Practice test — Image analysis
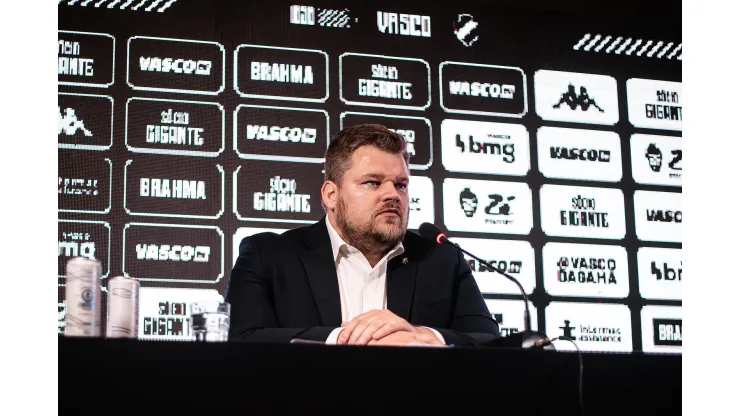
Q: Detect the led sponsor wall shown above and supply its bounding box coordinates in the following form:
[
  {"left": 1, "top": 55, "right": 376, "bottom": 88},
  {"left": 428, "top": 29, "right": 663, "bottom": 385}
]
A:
[{"left": 58, "top": 0, "right": 681, "bottom": 353}]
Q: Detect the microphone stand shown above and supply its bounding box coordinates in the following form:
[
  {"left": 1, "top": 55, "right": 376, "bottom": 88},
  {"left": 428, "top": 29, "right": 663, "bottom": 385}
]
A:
[{"left": 442, "top": 237, "right": 554, "bottom": 350}]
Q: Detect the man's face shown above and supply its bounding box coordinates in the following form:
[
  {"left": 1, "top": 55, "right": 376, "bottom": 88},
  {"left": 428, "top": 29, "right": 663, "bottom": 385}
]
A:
[{"left": 332, "top": 146, "right": 410, "bottom": 252}]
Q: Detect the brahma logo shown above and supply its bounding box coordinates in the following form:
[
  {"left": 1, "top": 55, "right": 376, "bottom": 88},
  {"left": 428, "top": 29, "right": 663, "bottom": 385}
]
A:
[{"left": 641, "top": 305, "right": 681, "bottom": 353}]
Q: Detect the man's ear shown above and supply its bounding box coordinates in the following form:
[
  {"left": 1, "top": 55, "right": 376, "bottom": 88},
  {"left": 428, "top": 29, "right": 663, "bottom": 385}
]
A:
[{"left": 321, "top": 181, "right": 339, "bottom": 211}]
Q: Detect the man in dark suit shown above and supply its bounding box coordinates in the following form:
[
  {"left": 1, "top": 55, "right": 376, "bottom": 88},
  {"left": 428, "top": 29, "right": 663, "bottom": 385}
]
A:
[{"left": 226, "top": 124, "right": 500, "bottom": 347}]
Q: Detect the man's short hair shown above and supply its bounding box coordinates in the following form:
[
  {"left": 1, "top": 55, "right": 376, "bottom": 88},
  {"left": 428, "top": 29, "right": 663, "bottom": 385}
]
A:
[{"left": 323, "top": 124, "right": 410, "bottom": 185}]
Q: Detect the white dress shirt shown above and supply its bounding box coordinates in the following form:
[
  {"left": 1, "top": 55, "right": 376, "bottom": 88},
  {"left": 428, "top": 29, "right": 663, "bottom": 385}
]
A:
[{"left": 324, "top": 217, "right": 445, "bottom": 344}]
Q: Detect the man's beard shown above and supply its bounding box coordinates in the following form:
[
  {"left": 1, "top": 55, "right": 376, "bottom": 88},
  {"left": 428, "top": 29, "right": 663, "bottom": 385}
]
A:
[{"left": 335, "top": 196, "right": 407, "bottom": 256}]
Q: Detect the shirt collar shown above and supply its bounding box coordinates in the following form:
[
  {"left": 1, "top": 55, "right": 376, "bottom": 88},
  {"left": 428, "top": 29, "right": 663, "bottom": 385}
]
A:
[{"left": 325, "top": 216, "right": 405, "bottom": 266}]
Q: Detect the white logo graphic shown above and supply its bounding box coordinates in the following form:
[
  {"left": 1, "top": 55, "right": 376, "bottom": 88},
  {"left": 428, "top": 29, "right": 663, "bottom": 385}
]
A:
[
  {"left": 540, "top": 185, "right": 626, "bottom": 240},
  {"left": 246, "top": 125, "right": 317, "bottom": 143},
  {"left": 537, "top": 127, "right": 622, "bottom": 182},
  {"left": 450, "top": 238, "right": 535, "bottom": 295},
  {"left": 233, "top": 227, "right": 289, "bottom": 266},
  {"left": 535, "top": 70, "right": 619, "bottom": 125},
  {"left": 638, "top": 247, "right": 682, "bottom": 301},
  {"left": 641, "top": 305, "right": 681, "bottom": 354},
  {"left": 543, "top": 242, "right": 629, "bottom": 298},
  {"left": 254, "top": 176, "right": 311, "bottom": 214},
  {"left": 441, "top": 119, "right": 530, "bottom": 176},
  {"left": 139, "top": 57, "right": 212, "bottom": 75},
  {"left": 139, "top": 178, "right": 206, "bottom": 200},
  {"left": 634, "top": 190, "right": 682, "bottom": 243},
  {"left": 408, "top": 176, "right": 434, "bottom": 230},
  {"left": 453, "top": 14, "right": 479, "bottom": 47},
  {"left": 377, "top": 12, "right": 431, "bottom": 37},
  {"left": 443, "top": 178, "right": 533, "bottom": 235},
  {"left": 58, "top": 107, "right": 92, "bottom": 137},
  {"left": 485, "top": 299, "right": 538, "bottom": 336},
  {"left": 58, "top": 219, "right": 111, "bottom": 279},
  {"left": 627, "top": 79, "right": 682, "bottom": 131},
  {"left": 58, "top": 30, "right": 115, "bottom": 88},
  {"left": 138, "top": 288, "right": 223, "bottom": 341},
  {"left": 135, "top": 244, "right": 211, "bottom": 262},
  {"left": 290, "top": 5, "right": 315, "bottom": 25},
  {"left": 250, "top": 61, "right": 314, "bottom": 84},
  {"left": 631, "top": 134, "right": 682, "bottom": 187},
  {"left": 546, "top": 302, "right": 632, "bottom": 352}
]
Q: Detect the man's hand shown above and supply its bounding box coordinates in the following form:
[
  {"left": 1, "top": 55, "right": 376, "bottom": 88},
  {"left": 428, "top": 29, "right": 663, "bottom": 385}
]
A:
[
  {"left": 366, "top": 330, "right": 444, "bottom": 347},
  {"left": 338, "top": 309, "right": 418, "bottom": 345}
]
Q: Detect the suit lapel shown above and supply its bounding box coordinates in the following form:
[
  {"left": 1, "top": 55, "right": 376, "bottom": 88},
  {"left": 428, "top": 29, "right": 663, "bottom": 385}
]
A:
[
  {"left": 299, "top": 220, "right": 342, "bottom": 326},
  {"left": 386, "top": 247, "right": 418, "bottom": 321}
]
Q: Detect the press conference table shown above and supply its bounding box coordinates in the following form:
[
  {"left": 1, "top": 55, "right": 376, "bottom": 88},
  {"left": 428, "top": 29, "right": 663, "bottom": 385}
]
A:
[{"left": 59, "top": 337, "right": 680, "bottom": 414}]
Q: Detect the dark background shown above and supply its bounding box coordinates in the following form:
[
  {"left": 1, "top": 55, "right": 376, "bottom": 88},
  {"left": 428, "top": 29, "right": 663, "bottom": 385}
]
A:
[{"left": 58, "top": 0, "right": 681, "bottom": 351}]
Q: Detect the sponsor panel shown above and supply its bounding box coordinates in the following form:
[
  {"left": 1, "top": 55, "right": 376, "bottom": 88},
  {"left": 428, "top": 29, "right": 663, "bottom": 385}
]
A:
[
  {"left": 58, "top": 154, "right": 112, "bottom": 214},
  {"left": 125, "top": 98, "right": 225, "bottom": 157},
  {"left": 631, "top": 134, "right": 682, "bottom": 187},
  {"left": 443, "top": 178, "right": 533, "bottom": 235},
  {"left": 58, "top": 93, "right": 113, "bottom": 151},
  {"left": 535, "top": 70, "right": 619, "bottom": 125},
  {"left": 235, "top": 44, "right": 329, "bottom": 102},
  {"left": 546, "top": 302, "right": 633, "bottom": 352},
  {"left": 138, "top": 288, "right": 224, "bottom": 341},
  {"left": 484, "top": 299, "right": 539, "bottom": 336},
  {"left": 123, "top": 223, "right": 224, "bottom": 284},
  {"left": 638, "top": 247, "right": 682, "bottom": 301},
  {"left": 542, "top": 242, "right": 629, "bottom": 298},
  {"left": 124, "top": 158, "right": 224, "bottom": 219},
  {"left": 450, "top": 238, "right": 536, "bottom": 295},
  {"left": 627, "top": 79, "right": 682, "bottom": 131},
  {"left": 441, "top": 119, "right": 530, "bottom": 176},
  {"left": 234, "top": 105, "right": 329, "bottom": 163},
  {"left": 340, "top": 53, "right": 431, "bottom": 110},
  {"left": 540, "top": 185, "right": 626, "bottom": 240},
  {"left": 127, "top": 36, "right": 225, "bottom": 95},
  {"left": 634, "top": 190, "right": 682, "bottom": 243},
  {"left": 233, "top": 162, "right": 324, "bottom": 224},
  {"left": 641, "top": 305, "right": 682, "bottom": 353},
  {"left": 440, "top": 62, "right": 527, "bottom": 117},
  {"left": 58, "top": 30, "right": 115, "bottom": 87},
  {"left": 58, "top": 220, "right": 110, "bottom": 279},
  {"left": 537, "top": 126, "right": 622, "bottom": 182}
]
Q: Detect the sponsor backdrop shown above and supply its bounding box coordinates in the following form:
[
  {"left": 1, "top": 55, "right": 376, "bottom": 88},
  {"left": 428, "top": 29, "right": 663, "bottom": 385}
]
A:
[{"left": 58, "top": 0, "right": 681, "bottom": 352}]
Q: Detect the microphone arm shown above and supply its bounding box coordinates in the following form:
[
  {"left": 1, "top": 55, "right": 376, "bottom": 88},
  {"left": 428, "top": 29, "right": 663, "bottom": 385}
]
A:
[{"left": 440, "top": 237, "right": 533, "bottom": 333}]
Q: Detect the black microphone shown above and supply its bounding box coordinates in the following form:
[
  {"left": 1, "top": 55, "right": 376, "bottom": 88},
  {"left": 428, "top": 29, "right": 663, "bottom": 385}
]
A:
[{"left": 418, "top": 222, "right": 553, "bottom": 349}]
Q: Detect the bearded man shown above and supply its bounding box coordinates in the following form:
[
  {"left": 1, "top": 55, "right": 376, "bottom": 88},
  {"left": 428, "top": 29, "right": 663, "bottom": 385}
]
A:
[{"left": 226, "top": 124, "right": 500, "bottom": 347}]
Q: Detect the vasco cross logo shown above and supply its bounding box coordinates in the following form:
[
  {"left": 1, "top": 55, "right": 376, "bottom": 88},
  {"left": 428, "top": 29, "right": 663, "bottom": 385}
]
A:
[{"left": 553, "top": 84, "right": 605, "bottom": 112}]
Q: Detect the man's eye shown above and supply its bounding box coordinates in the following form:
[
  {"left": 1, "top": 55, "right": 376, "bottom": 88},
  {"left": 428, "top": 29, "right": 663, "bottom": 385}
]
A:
[
  {"left": 396, "top": 183, "right": 408, "bottom": 190},
  {"left": 365, "top": 181, "right": 380, "bottom": 186}
]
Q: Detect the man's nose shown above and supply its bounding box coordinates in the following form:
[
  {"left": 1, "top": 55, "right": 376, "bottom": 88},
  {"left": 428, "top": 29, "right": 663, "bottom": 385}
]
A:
[{"left": 380, "top": 182, "right": 401, "bottom": 201}]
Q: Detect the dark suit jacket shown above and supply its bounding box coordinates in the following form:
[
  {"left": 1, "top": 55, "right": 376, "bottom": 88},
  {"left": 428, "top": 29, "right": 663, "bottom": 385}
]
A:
[{"left": 226, "top": 218, "right": 500, "bottom": 346}]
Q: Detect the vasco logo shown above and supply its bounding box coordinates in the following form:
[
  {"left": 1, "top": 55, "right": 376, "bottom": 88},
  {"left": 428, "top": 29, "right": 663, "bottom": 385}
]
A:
[
  {"left": 561, "top": 195, "right": 609, "bottom": 228},
  {"left": 653, "top": 318, "right": 682, "bottom": 346},
  {"left": 652, "top": 261, "right": 682, "bottom": 281},
  {"left": 456, "top": 134, "right": 515, "bottom": 163},
  {"left": 377, "top": 12, "right": 431, "bottom": 37},
  {"left": 468, "top": 259, "right": 522, "bottom": 274},
  {"left": 253, "top": 176, "right": 311, "bottom": 213},
  {"left": 139, "top": 57, "right": 212, "bottom": 76},
  {"left": 551, "top": 147, "right": 610, "bottom": 162},
  {"left": 246, "top": 125, "right": 317, "bottom": 143},
  {"left": 557, "top": 257, "right": 617, "bottom": 284},
  {"left": 448, "top": 81, "right": 515, "bottom": 99},
  {"left": 453, "top": 14, "right": 479, "bottom": 47},
  {"left": 646, "top": 209, "right": 682, "bottom": 223},
  {"left": 135, "top": 244, "right": 211, "bottom": 262},
  {"left": 553, "top": 84, "right": 605, "bottom": 112}
]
